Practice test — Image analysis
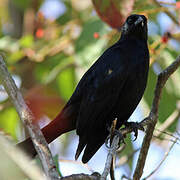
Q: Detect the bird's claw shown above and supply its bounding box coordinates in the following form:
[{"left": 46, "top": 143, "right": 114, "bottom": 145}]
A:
[
  {"left": 125, "top": 122, "right": 144, "bottom": 141},
  {"left": 105, "top": 129, "right": 125, "bottom": 149},
  {"left": 114, "top": 129, "right": 126, "bottom": 144}
]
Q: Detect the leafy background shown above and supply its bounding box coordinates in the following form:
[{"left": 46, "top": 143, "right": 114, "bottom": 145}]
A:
[{"left": 0, "top": 0, "right": 180, "bottom": 179}]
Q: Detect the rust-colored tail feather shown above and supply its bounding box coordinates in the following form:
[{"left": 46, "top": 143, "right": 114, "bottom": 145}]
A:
[{"left": 17, "top": 104, "right": 76, "bottom": 157}]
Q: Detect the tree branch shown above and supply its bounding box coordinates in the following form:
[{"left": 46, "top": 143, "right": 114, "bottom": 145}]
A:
[
  {"left": 0, "top": 55, "right": 60, "bottom": 180},
  {"left": 60, "top": 173, "right": 101, "bottom": 180},
  {"left": 152, "top": 0, "right": 179, "bottom": 25},
  {"left": 101, "top": 134, "right": 120, "bottom": 180},
  {"left": 101, "top": 119, "right": 119, "bottom": 180},
  {"left": 133, "top": 55, "right": 180, "bottom": 180}
]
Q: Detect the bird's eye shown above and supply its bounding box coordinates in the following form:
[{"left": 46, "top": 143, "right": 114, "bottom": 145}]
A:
[{"left": 127, "top": 18, "right": 133, "bottom": 25}]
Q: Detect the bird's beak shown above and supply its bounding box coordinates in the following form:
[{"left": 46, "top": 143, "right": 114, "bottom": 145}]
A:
[{"left": 135, "top": 16, "right": 144, "bottom": 27}]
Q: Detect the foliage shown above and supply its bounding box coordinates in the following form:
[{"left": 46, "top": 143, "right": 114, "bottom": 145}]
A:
[{"left": 0, "top": 0, "right": 180, "bottom": 179}]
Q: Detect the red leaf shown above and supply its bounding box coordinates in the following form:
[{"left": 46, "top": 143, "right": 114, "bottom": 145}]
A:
[
  {"left": 92, "top": 0, "right": 135, "bottom": 29},
  {"left": 25, "top": 86, "right": 65, "bottom": 124}
]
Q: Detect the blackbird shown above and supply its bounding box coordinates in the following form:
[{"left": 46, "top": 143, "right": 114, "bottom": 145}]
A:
[{"left": 18, "top": 14, "right": 149, "bottom": 163}]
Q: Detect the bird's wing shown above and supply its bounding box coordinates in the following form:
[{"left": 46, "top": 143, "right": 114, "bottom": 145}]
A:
[
  {"left": 74, "top": 46, "right": 129, "bottom": 162},
  {"left": 76, "top": 44, "right": 129, "bottom": 132},
  {"left": 76, "top": 66, "right": 128, "bottom": 135}
]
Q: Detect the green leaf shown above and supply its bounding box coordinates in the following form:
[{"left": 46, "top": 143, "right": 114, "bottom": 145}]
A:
[
  {"left": 93, "top": 0, "right": 110, "bottom": 13},
  {"left": 44, "top": 56, "right": 74, "bottom": 84},
  {"left": 144, "top": 64, "right": 178, "bottom": 133},
  {"left": 0, "top": 36, "right": 19, "bottom": 52},
  {"left": 12, "top": 0, "right": 32, "bottom": 10},
  {"left": 56, "top": 66, "right": 76, "bottom": 101},
  {"left": 19, "top": 35, "right": 34, "bottom": 48},
  {"left": 8, "top": 50, "right": 24, "bottom": 64},
  {"left": 143, "top": 67, "right": 158, "bottom": 112},
  {"left": 53, "top": 154, "right": 63, "bottom": 177},
  {"left": 0, "top": 107, "right": 19, "bottom": 140},
  {"left": 34, "top": 53, "right": 68, "bottom": 84},
  {"left": 134, "top": 0, "right": 157, "bottom": 20},
  {"left": 57, "top": 1, "right": 72, "bottom": 25},
  {"left": 75, "top": 18, "right": 108, "bottom": 67},
  {"left": 35, "top": 154, "right": 62, "bottom": 177},
  {"left": 117, "top": 134, "right": 134, "bottom": 169},
  {"left": 75, "top": 18, "right": 107, "bottom": 52}
]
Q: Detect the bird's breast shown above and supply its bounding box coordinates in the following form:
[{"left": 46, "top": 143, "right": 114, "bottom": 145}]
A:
[{"left": 114, "top": 58, "right": 148, "bottom": 126}]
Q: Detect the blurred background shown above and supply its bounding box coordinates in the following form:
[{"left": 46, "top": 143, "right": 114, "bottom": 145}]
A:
[{"left": 0, "top": 0, "right": 180, "bottom": 179}]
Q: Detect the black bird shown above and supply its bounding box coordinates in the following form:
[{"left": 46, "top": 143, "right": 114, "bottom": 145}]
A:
[{"left": 18, "top": 14, "right": 149, "bottom": 164}]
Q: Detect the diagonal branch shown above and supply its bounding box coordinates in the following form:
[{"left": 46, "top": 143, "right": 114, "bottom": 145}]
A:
[
  {"left": 152, "top": 0, "right": 179, "bottom": 25},
  {"left": 0, "top": 55, "right": 60, "bottom": 180},
  {"left": 133, "top": 55, "right": 180, "bottom": 180}
]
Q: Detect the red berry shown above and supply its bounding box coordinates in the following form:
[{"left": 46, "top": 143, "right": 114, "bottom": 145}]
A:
[
  {"left": 93, "top": 32, "right": 100, "bottom": 39},
  {"left": 36, "top": 28, "right": 44, "bottom": 38},
  {"left": 161, "top": 32, "right": 171, "bottom": 44},
  {"left": 161, "top": 36, "right": 168, "bottom": 43}
]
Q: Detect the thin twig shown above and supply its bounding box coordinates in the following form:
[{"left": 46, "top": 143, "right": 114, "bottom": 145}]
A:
[
  {"left": 116, "top": 144, "right": 126, "bottom": 154},
  {"left": 0, "top": 55, "right": 60, "bottom": 180},
  {"left": 110, "top": 158, "right": 115, "bottom": 180},
  {"left": 121, "top": 175, "right": 132, "bottom": 180},
  {"left": 176, "top": 130, "right": 180, "bottom": 137},
  {"left": 110, "top": 119, "right": 117, "bottom": 180},
  {"left": 152, "top": 0, "right": 179, "bottom": 25},
  {"left": 101, "top": 135, "right": 119, "bottom": 180},
  {"left": 133, "top": 55, "right": 180, "bottom": 180},
  {"left": 154, "top": 128, "right": 180, "bottom": 141},
  {"left": 154, "top": 109, "right": 180, "bottom": 137},
  {"left": 152, "top": 134, "right": 180, "bottom": 145},
  {"left": 101, "top": 119, "right": 120, "bottom": 180},
  {"left": 142, "top": 138, "right": 177, "bottom": 180}
]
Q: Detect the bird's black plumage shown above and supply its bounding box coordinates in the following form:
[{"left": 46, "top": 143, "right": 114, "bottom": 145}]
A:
[
  {"left": 67, "top": 14, "right": 149, "bottom": 163},
  {"left": 17, "top": 14, "right": 149, "bottom": 164}
]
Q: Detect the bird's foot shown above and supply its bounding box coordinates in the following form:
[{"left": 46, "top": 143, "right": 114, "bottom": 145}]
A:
[
  {"left": 113, "top": 129, "right": 126, "bottom": 144},
  {"left": 124, "top": 122, "right": 144, "bottom": 141},
  {"left": 105, "top": 129, "right": 125, "bottom": 149}
]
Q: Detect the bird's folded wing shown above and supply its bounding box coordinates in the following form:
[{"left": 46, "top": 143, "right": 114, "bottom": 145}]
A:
[{"left": 76, "top": 66, "right": 128, "bottom": 136}]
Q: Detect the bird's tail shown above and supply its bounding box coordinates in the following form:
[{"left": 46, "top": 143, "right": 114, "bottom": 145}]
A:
[
  {"left": 17, "top": 104, "right": 76, "bottom": 157},
  {"left": 75, "top": 135, "right": 107, "bottom": 163}
]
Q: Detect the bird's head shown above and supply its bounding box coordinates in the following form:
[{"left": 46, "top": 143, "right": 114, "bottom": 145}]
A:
[{"left": 121, "top": 14, "right": 148, "bottom": 41}]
